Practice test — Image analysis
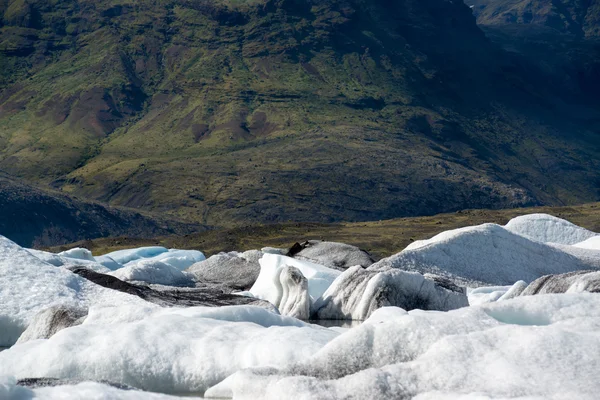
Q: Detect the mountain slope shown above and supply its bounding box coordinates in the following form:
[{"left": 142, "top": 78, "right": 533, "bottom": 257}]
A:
[
  {"left": 0, "top": 173, "right": 202, "bottom": 247},
  {"left": 469, "top": 0, "right": 600, "bottom": 37},
  {"left": 1, "top": 0, "right": 599, "bottom": 225}
]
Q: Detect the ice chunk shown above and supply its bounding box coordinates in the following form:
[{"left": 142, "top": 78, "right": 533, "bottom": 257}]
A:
[
  {"left": 126, "top": 249, "right": 205, "bottom": 271},
  {"left": 371, "top": 223, "right": 598, "bottom": 286},
  {"left": 0, "top": 306, "right": 339, "bottom": 394},
  {"left": 249, "top": 254, "right": 341, "bottom": 307},
  {"left": 504, "top": 213, "right": 597, "bottom": 245},
  {"left": 276, "top": 266, "right": 310, "bottom": 319},
  {"left": 26, "top": 248, "right": 111, "bottom": 273},
  {"left": 102, "top": 247, "right": 169, "bottom": 265},
  {"left": 314, "top": 266, "right": 468, "bottom": 320},
  {"left": 208, "top": 294, "right": 600, "bottom": 400},
  {"left": 109, "top": 260, "right": 194, "bottom": 286},
  {"left": 57, "top": 248, "right": 96, "bottom": 262},
  {"left": 520, "top": 270, "right": 600, "bottom": 295},
  {"left": 573, "top": 236, "right": 600, "bottom": 250},
  {"left": 0, "top": 236, "right": 149, "bottom": 346},
  {"left": 16, "top": 305, "right": 87, "bottom": 344}
]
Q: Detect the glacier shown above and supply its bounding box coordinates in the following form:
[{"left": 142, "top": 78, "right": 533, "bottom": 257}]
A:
[{"left": 1, "top": 212, "right": 600, "bottom": 399}]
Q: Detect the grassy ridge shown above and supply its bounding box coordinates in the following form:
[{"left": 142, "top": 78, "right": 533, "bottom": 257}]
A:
[{"left": 48, "top": 202, "right": 600, "bottom": 260}]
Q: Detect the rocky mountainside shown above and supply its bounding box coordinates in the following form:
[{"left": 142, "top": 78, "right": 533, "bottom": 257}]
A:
[
  {"left": 1, "top": 0, "right": 599, "bottom": 226},
  {"left": 469, "top": 0, "right": 600, "bottom": 37},
  {"left": 468, "top": 0, "right": 600, "bottom": 123},
  {"left": 0, "top": 173, "right": 201, "bottom": 247}
]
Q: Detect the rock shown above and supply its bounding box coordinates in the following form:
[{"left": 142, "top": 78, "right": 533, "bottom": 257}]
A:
[
  {"left": 287, "top": 240, "right": 374, "bottom": 271},
  {"left": 186, "top": 251, "right": 261, "bottom": 291},
  {"left": 69, "top": 267, "right": 273, "bottom": 309},
  {"left": 16, "top": 377, "right": 136, "bottom": 390},
  {"left": 521, "top": 270, "right": 600, "bottom": 295},
  {"left": 276, "top": 266, "right": 310, "bottom": 320},
  {"left": 313, "top": 266, "right": 468, "bottom": 320},
  {"left": 16, "top": 305, "right": 87, "bottom": 344}
]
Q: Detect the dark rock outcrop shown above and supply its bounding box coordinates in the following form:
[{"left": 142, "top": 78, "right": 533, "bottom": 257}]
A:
[
  {"left": 70, "top": 267, "right": 271, "bottom": 309},
  {"left": 186, "top": 251, "right": 262, "bottom": 291},
  {"left": 287, "top": 240, "right": 375, "bottom": 271}
]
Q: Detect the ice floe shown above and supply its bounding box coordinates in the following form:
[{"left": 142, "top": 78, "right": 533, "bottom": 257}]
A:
[
  {"left": 0, "top": 237, "right": 147, "bottom": 346},
  {"left": 504, "top": 213, "right": 598, "bottom": 245},
  {"left": 206, "top": 293, "right": 600, "bottom": 399},
  {"left": 0, "top": 306, "right": 338, "bottom": 394},
  {"left": 109, "top": 259, "right": 194, "bottom": 286},
  {"left": 371, "top": 221, "right": 600, "bottom": 286}
]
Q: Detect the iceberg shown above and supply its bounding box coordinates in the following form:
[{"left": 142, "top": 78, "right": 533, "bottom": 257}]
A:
[
  {"left": 249, "top": 253, "right": 341, "bottom": 309},
  {"left": 0, "top": 236, "right": 147, "bottom": 346},
  {"left": 371, "top": 223, "right": 599, "bottom": 286},
  {"left": 504, "top": 213, "right": 598, "bottom": 245},
  {"left": 109, "top": 260, "right": 194, "bottom": 286}
]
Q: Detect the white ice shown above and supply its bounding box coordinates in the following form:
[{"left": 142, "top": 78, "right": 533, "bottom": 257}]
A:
[
  {"left": 249, "top": 253, "right": 341, "bottom": 307},
  {"left": 0, "top": 236, "right": 149, "bottom": 346},
  {"left": 108, "top": 260, "right": 194, "bottom": 286},
  {"left": 372, "top": 223, "right": 599, "bottom": 286},
  {"left": 574, "top": 236, "right": 600, "bottom": 250},
  {"left": 504, "top": 213, "right": 598, "bottom": 245},
  {"left": 123, "top": 249, "right": 206, "bottom": 271},
  {"left": 207, "top": 293, "right": 600, "bottom": 400},
  {"left": 101, "top": 247, "right": 169, "bottom": 265},
  {"left": 57, "top": 248, "right": 96, "bottom": 262},
  {"left": 0, "top": 305, "right": 339, "bottom": 394}
]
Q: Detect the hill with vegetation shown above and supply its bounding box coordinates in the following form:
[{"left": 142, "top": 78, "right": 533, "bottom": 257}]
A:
[
  {"left": 49, "top": 201, "right": 600, "bottom": 260},
  {"left": 1, "top": 0, "right": 599, "bottom": 227},
  {"left": 0, "top": 172, "right": 202, "bottom": 247}
]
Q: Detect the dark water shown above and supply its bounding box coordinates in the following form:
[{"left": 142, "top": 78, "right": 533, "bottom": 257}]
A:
[{"left": 0, "top": 346, "right": 8, "bottom": 352}]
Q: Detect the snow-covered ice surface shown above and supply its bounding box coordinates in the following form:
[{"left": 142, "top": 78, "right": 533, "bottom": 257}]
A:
[
  {"left": 574, "top": 235, "right": 600, "bottom": 250},
  {"left": 101, "top": 246, "right": 169, "bottom": 265},
  {"left": 0, "top": 305, "right": 338, "bottom": 394},
  {"left": 207, "top": 294, "right": 600, "bottom": 400},
  {"left": 249, "top": 253, "right": 341, "bottom": 309},
  {"left": 0, "top": 236, "right": 149, "bottom": 346},
  {"left": 108, "top": 260, "right": 194, "bottom": 286},
  {"left": 2, "top": 212, "right": 600, "bottom": 399},
  {"left": 504, "top": 213, "right": 598, "bottom": 245},
  {"left": 123, "top": 249, "right": 206, "bottom": 271},
  {"left": 371, "top": 222, "right": 600, "bottom": 286}
]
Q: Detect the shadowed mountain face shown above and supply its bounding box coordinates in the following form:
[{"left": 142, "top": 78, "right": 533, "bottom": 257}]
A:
[
  {"left": 0, "top": 173, "right": 202, "bottom": 247},
  {"left": 0, "top": 0, "right": 599, "bottom": 227},
  {"left": 469, "top": 0, "right": 600, "bottom": 37},
  {"left": 467, "top": 0, "right": 600, "bottom": 121}
]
